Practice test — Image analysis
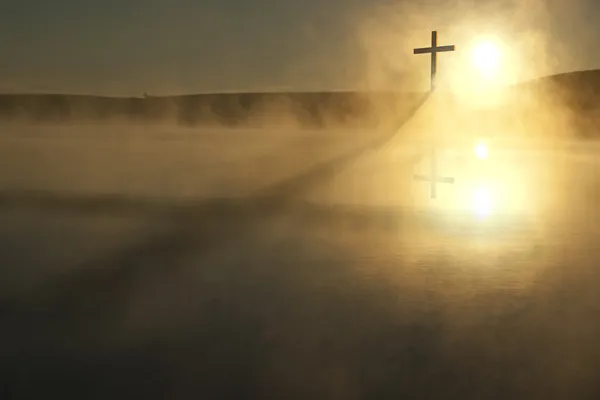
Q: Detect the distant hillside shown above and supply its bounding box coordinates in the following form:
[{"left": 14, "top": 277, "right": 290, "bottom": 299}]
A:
[
  {"left": 503, "top": 69, "right": 600, "bottom": 138},
  {"left": 0, "top": 91, "right": 426, "bottom": 129},
  {"left": 516, "top": 69, "right": 600, "bottom": 111},
  {"left": 525, "top": 69, "right": 600, "bottom": 92},
  {"left": 431, "top": 69, "right": 600, "bottom": 140},
  {"left": 0, "top": 69, "right": 598, "bottom": 130}
]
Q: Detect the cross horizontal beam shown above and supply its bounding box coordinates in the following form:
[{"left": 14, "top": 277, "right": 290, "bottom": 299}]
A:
[{"left": 413, "top": 45, "right": 455, "bottom": 54}]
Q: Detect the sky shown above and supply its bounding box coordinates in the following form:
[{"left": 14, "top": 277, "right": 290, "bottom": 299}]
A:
[{"left": 0, "top": 0, "right": 598, "bottom": 96}]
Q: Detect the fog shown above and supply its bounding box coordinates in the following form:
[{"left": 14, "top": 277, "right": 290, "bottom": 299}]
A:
[
  {"left": 0, "top": 64, "right": 598, "bottom": 207},
  {"left": 2, "top": 1, "right": 600, "bottom": 398}
]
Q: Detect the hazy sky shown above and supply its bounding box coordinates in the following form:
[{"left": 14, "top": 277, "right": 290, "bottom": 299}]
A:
[{"left": 0, "top": 0, "right": 598, "bottom": 95}]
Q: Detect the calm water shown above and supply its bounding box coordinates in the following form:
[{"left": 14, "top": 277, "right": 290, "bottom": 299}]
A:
[{"left": 2, "top": 142, "right": 600, "bottom": 399}]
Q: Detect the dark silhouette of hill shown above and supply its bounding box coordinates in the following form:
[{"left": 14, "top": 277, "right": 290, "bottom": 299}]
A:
[
  {"left": 502, "top": 69, "right": 600, "bottom": 139},
  {"left": 423, "top": 69, "right": 600, "bottom": 141},
  {"left": 526, "top": 69, "right": 600, "bottom": 93},
  {"left": 517, "top": 69, "right": 600, "bottom": 111},
  {"left": 0, "top": 91, "right": 426, "bottom": 128},
  {"left": 0, "top": 69, "right": 598, "bottom": 128}
]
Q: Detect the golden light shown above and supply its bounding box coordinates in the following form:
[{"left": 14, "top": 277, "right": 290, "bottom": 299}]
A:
[
  {"left": 471, "top": 39, "right": 501, "bottom": 80},
  {"left": 445, "top": 34, "right": 516, "bottom": 107},
  {"left": 471, "top": 186, "right": 494, "bottom": 218},
  {"left": 474, "top": 142, "right": 488, "bottom": 159}
]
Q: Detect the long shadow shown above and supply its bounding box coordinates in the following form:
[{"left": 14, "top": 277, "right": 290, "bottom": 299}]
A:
[
  {"left": 0, "top": 93, "right": 429, "bottom": 219},
  {"left": 0, "top": 188, "right": 253, "bottom": 220},
  {"left": 0, "top": 95, "right": 429, "bottom": 319},
  {"left": 284, "top": 200, "right": 541, "bottom": 238},
  {"left": 5, "top": 94, "right": 596, "bottom": 399},
  {"left": 0, "top": 99, "right": 437, "bottom": 397},
  {"left": 251, "top": 94, "right": 429, "bottom": 204}
]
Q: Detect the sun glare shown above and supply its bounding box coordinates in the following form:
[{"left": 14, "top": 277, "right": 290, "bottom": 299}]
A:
[
  {"left": 472, "top": 40, "right": 501, "bottom": 79},
  {"left": 472, "top": 186, "right": 493, "bottom": 218},
  {"left": 446, "top": 34, "right": 514, "bottom": 104},
  {"left": 474, "top": 142, "right": 488, "bottom": 159}
]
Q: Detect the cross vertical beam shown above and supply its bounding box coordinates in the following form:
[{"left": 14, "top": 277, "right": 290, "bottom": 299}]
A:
[
  {"left": 412, "top": 30, "right": 456, "bottom": 198},
  {"left": 431, "top": 31, "right": 438, "bottom": 93}
]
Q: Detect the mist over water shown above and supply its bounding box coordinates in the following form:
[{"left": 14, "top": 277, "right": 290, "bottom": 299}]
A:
[{"left": 2, "top": 1, "right": 600, "bottom": 399}]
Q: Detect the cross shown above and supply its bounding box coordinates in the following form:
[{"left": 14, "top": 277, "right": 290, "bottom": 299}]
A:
[
  {"left": 412, "top": 30, "right": 456, "bottom": 198},
  {"left": 413, "top": 146, "right": 454, "bottom": 199},
  {"left": 413, "top": 31, "right": 455, "bottom": 92}
]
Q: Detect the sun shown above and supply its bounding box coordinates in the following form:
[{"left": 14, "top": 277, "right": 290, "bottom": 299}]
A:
[
  {"left": 471, "top": 39, "right": 501, "bottom": 79},
  {"left": 447, "top": 34, "right": 516, "bottom": 105}
]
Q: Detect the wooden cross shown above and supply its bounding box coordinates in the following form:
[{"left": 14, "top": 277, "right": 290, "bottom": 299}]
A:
[
  {"left": 413, "top": 146, "right": 455, "bottom": 199},
  {"left": 413, "top": 31, "right": 455, "bottom": 92},
  {"left": 412, "top": 31, "right": 456, "bottom": 198}
]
